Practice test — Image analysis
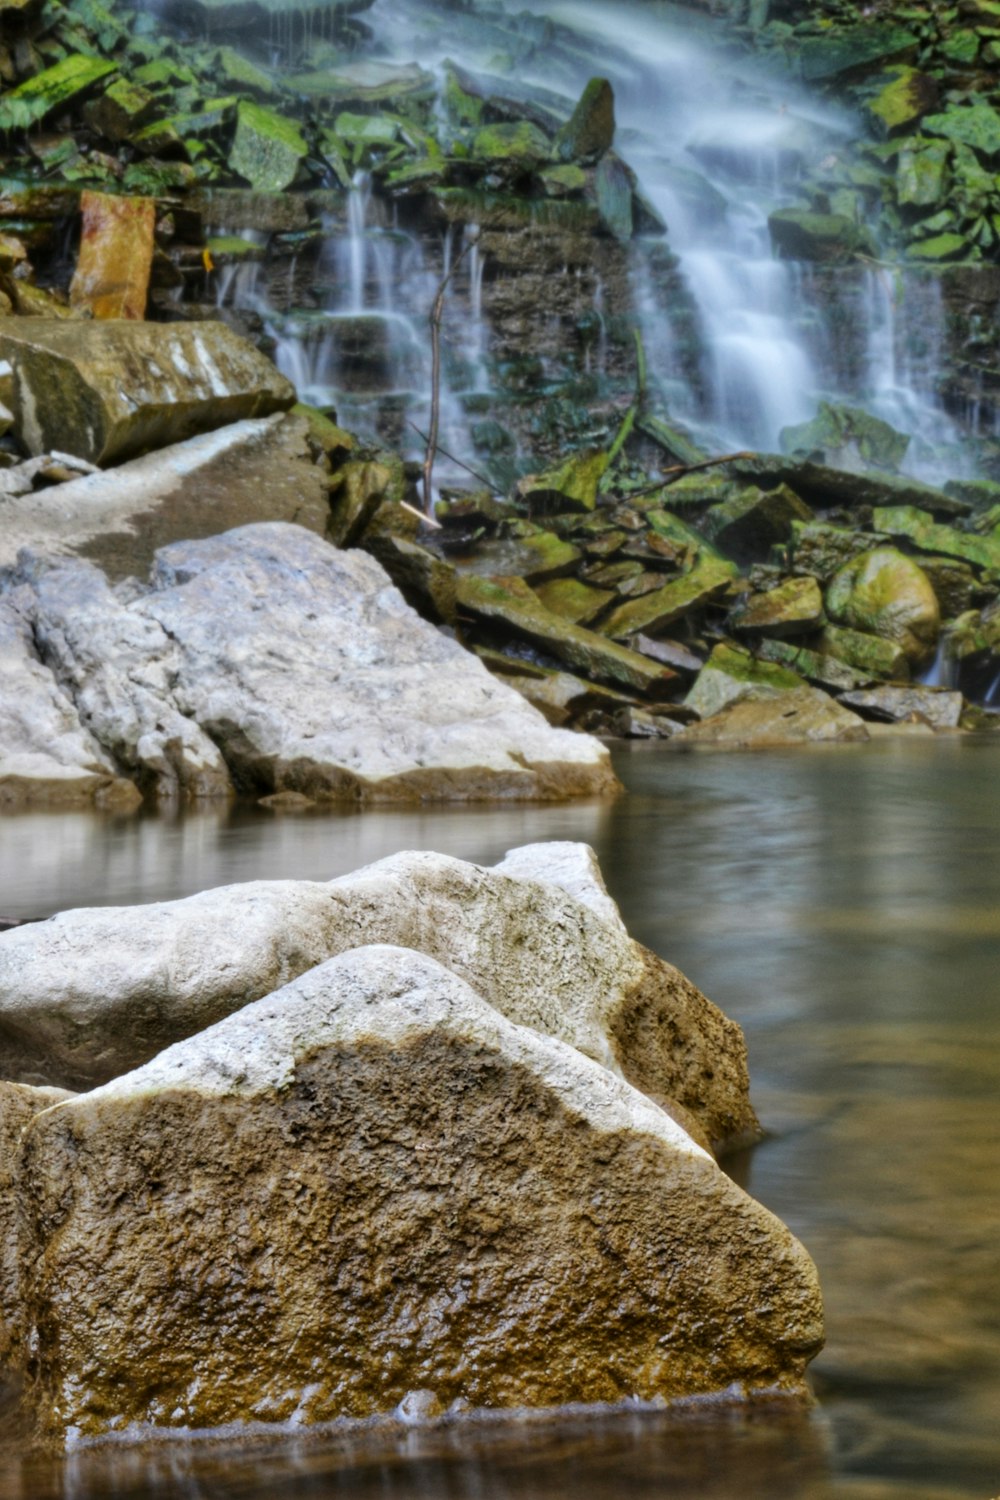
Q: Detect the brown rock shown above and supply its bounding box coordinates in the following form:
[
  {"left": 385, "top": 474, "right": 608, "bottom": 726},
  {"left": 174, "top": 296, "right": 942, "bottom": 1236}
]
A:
[
  {"left": 1, "top": 1081, "right": 72, "bottom": 1372},
  {"left": 20, "top": 946, "right": 823, "bottom": 1439},
  {"left": 677, "top": 687, "right": 870, "bottom": 748},
  {"left": 70, "top": 191, "right": 156, "bottom": 321}
]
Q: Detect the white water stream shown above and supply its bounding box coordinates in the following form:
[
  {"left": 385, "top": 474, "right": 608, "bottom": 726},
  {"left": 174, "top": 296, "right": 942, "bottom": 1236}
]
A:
[{"left": 212, "top": 0, "right": 968, "bottom": 480}]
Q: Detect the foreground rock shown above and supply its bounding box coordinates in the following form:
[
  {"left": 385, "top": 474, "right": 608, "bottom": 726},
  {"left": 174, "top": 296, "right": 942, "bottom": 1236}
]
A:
[
  {"left": 0, "top": 843, "right": 756, "bottom": 1154},
  {"left": 1, "top": 525, "right": 616, "bottom": 805},
  {"left": 1, "top": 1083, "right": 72, "bottom": 1372},
  {"left": 18, "top": 945, "right": 822, "bottom": 1438},
  {"left": 0, "top": 319, "right": 295, "bottom": 465}
]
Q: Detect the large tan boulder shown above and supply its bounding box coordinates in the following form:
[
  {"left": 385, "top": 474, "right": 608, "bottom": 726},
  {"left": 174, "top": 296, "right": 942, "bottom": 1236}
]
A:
[
  {"left": 825, "top": 546, "right": 940, "bottom": 665},
  {"left": 0, "top": 318, "right": 295, "bottom": 465},
  {"left": 0, "top": 844, "right": 757, "bottom": 1154},
  {"left": 1, "top": 1082, "right": 72, "bottom": 1371},
  {"left": 678, "top": 687, "right": 869, "bottom": 748},
  {"left": 19, "top": 946, "right": 823, "bottom": 1439}
]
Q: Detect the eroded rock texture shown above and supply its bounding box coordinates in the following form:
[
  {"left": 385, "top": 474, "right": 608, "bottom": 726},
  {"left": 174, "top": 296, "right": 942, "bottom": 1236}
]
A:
[{"left": 19, "top": 947, "right": 822, "bottom": 1439}]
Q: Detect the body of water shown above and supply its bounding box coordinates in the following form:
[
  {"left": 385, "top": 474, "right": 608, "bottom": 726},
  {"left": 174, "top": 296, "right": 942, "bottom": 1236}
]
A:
[{"left": 1, "top": 737, "right": 998, "bottom": 1498}]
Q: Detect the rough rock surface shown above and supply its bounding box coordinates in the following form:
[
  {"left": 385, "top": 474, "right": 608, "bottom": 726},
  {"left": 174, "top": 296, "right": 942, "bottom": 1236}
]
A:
[
  {"left": 19, "top": 946, "right": 823, "bottom": 1438},
  {"left": 0, "top": 844, "right": 756, "bottom": 1153},
  {"left": 0, "top": 594, "right": 140, "bottom": 811},
  {"left": 1, "top": 1082, "right": 72, "bottom": 1370},
  {"left": 826, "top": 547, "right": 940, "bottom": 665},
  {"left": 0, "top": 415, "right": 331, "bottom": 577},
  {"left": 0, "top": 318, "right": 295, "bottom": 464},
  {"left": 1, "top": 525, "right": 616, "bottom": 806},
  {"left": 678, "top": 688, "right": 870, "bottom": 748}
]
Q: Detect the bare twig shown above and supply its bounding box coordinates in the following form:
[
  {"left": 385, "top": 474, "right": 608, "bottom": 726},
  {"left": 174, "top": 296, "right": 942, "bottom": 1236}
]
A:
[
  {"left": 408, "top": 420, "right": 495, "bottom": 492},
  {"left": 424, "top": 231, "right": 480, "bottom": 516},
  {"left": 399, "top": 498, "right": 443, "bottom": 530}
]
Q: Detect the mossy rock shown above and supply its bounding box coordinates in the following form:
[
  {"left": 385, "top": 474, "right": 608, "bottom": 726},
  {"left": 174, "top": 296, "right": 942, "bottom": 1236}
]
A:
[
  {"left": 519, "top": 450, "right": 609, "bottom": 514},
  {"left": 826, "top": 547, "right": 939, "bottom": 665},
  {"left": 940, "top": 29, "right": 981, "bottom": 65},
  {"left": 592, "top": 154, "right": 634, "bottom": 240},
  {"left": 729, "top": 576, "right": 825, "bottom": 638},
  {"left": 780, "top": 401, "right": 909, "bottom": 473},
  {"left": 554, "top": 78, "right": 615, "bottom": 163},
  {"left": 599, "top": 556, "right": 736, "bottom": 642},
  {"left": 0, "top": 55, "right": 117, "bottom": 133},
  {"left": 788, "top": 521, "right": 886, "bottom": 583},
  {"left": 533, "top": 578, "right": 616, "bottom": 626},
  {"left": 896, "top": 139, "right": 950, "bottom": 208},
  {"left": 874, "top": 505, "right": 1000, "bottom": 571},
  {"left": 471, "top": 121, "right": 551, "bottom": 165},
  {"left": 703, "top": 484, "right": 813, "bottom": 566},
  {"left": 866, "top": 68, "right": 937, "bottom": 136},
  {"left": 82, "top": 78, "right": 157, "bottom": 143},
  {"left": 685, "top": 642, "right": 807, "bottom": 721},
  {"left": 229, "top": 101, "right": 307, "bottom": 194},
  {"left": 798, "top": 23, "right": 918, "bottom": 82},
  {"left": 755, "top": 638, "right": 872, "bottom": 693},
  {"left": 819, "top": 625, "right": 910, "bottom": 681},
  {"left": 768, "top": 209, "right": 863, "bottom": 263},
  {"left": 923, "top": 100, "right": 1000, "bottom": 158},
  {"left": 906, "top": 232, "right": 968, "bottom": 261}
]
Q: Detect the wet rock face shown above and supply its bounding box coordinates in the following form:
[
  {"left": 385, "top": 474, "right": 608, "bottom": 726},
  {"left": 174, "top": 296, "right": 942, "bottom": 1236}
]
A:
[
  {"left": 0, "top": 843, "right": 757, "bottom": 1155},
  {"left": 19, "top": 946, "right": 823, "bottom": 1438},
  {"left": 0, "top": 318, "right": 295, "bottom": 465}
]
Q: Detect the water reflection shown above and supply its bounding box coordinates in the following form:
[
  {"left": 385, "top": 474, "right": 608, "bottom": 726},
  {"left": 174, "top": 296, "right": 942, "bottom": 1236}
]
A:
[{"left": 1, "top": 738, "right": 999, "bottom": 1498}]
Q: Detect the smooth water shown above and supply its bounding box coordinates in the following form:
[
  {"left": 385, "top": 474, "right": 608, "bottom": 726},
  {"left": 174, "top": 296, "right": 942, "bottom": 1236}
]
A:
[{"left": 2, "top": 738, "right": 998, "bottom": 1499}]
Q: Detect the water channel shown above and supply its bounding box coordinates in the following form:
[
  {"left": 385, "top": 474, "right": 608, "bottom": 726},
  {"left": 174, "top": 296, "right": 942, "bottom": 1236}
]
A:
[{"left": 2, "top": 738, "right": 998, "bottom": 1499}]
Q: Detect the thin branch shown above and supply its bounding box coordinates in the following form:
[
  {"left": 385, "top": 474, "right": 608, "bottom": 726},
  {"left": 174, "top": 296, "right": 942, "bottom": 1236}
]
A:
[
  {"left": 407, "top": 420, "right": 495, "bottom": 492},
  {"left": 424, "top": 231, "right": 479, "bottom": 516},
  {"left": 620, "top": 451, "right": 757, "bottom": 501}
]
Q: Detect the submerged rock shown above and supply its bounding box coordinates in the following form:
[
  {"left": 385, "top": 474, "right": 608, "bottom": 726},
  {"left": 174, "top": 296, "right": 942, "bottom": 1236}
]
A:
[
  {"left": 0, "top": 319, "right": 295, "bottom": 465},
  {"left": 18, "top": 945, "right": 822, "bottom": 1438},
  {"left": 1, "top": 524, "right": 615, "bottom": 806},
  {"left": 0, "top": 842, "right": 757, "bottom": 1155}
]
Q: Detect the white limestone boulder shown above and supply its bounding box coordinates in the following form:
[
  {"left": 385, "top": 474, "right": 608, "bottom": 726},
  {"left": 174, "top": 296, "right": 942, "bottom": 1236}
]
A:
[{"left": 0, "top": 843, "right": 758, "bottom": 1153}]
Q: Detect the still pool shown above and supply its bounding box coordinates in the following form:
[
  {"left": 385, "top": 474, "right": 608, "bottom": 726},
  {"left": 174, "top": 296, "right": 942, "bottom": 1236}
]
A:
[{"left": 1, "top": 736, "right": 998, "bottom": 1499}]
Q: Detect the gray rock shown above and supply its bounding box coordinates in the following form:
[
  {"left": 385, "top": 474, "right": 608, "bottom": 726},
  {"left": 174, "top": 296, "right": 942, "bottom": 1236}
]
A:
[
  {"left": 839, "top": 685, "right": 964, "bottom": 729},
  {"left": 18, "top": 945, "right": 823, "bottom": 1439},
  {"left": 0, "top": 843, "right": 758, "bottom": 1154},
  {"left": 3, "top": 524, "right": 616, "bottom": 807},
  {"left": 677, "top": 687, "right": 870, "bottom": 748}
]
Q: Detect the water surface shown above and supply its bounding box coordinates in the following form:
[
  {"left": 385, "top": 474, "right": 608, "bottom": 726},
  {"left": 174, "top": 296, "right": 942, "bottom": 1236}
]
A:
[{"left": 1, "top": 738, "right": 998, "bottom": 1499}]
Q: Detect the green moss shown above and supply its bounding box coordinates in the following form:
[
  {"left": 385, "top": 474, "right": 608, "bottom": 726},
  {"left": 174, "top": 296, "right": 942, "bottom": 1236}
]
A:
[
  {"left": 923, "top": 99, "right": 1000, "bottom": 158},
  {"left": 228, "top": 100, "right": 307, "bottom": 194},
  {"left": 0, "top": 55, "right": 116, "bottom": 132}
]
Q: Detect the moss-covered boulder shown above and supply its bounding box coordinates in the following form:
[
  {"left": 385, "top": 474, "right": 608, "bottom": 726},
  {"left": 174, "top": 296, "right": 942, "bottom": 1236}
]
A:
[
  {"left": 826, "top": 547, "right": 940, "bottom": 666},
  {"left": 874, "top": 506, "right": 1000, "bottom": 572},
  {"left": 798, "top": 23, "right": 918, "bottom": 82},
  {"left": 0, "top": 55, "right": 117, "bottom": 133},
  {"left": 471, "top": 121, "right": 552, "bottom": 165},
  {"left": 780, "top": 402, "right": 909, "bottom": 473},
  {"left": 554, "top": 78, "right": 615, "bottom": 163},
  {"left": 703, "top": 484, "right": 813, "bottom": 565},
  {"left": 896, "top": 139, "right": 950, "bottom": 208},
  {"left": 600, "top": 556, "right": 736, "bottom": 642},
  {"left": 819, "top": 625, "right": 911, "bottom": 681},
  {"left": 685, "top": 642, "right": 807, "bottom": 721},
  {"left": 730, "top": 576, "right": 825, "bottom": 638},
  {"left": 228, "top": 101, "right": 307, "bottom": 193},
  {"left": 519, "top": 450, "right": 609, "bottom": 513},
  {"left": 923, "top": 100, "right": 1000, "bottom": 158},
  {"left": 455, "top": 575, "right": 677, "bottom": 698},
  {"left": 788, "top": 521, "right": 887, "bottom": 583},
  {"left": 866, "top": 68, "right": 937, "bottom": 137}
]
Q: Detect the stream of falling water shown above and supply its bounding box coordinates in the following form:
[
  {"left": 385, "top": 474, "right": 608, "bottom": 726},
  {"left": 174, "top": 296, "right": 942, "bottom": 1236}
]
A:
[{"left": 222, "top": 0, "right": 971, "bottom": 483}]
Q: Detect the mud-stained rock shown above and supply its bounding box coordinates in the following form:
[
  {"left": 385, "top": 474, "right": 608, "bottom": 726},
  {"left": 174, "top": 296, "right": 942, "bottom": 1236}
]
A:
[
  {"left": 0, "top": 318, "right": 295, "bottom": 465},
  {"left": 1, "top": 1082, "right": 73, "bottom": 1372},
  {"left": 678, "top": 687, "right": 870, "bottom": 748},
  {"left": 0, "top": 844, "right": 757, "bottom": 1153},
  {"left": 69, "top": 190, "right": 155, "bottom": 321},
  {"left": 20, "top": 946, "right": 823, "bottom": 1438}
]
